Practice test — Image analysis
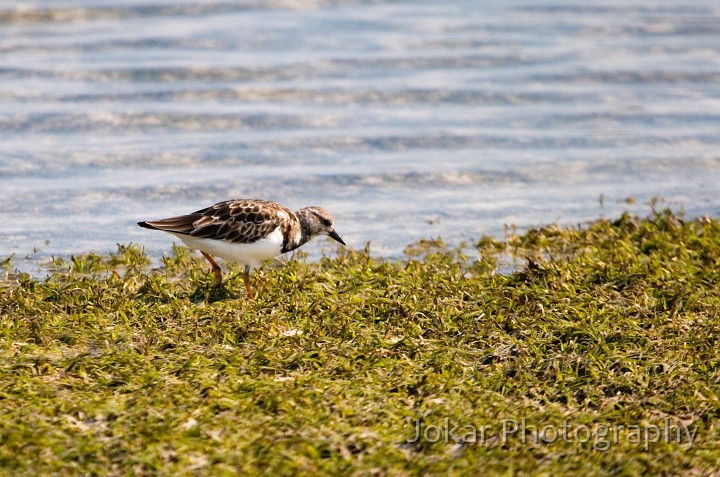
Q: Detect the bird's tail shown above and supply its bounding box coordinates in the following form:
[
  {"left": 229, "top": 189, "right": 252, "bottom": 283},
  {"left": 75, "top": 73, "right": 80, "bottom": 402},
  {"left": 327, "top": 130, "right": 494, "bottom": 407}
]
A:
[
  {"left": 137, "top": 221, "right": 158, "bottom": 230},
  {"left": 137, "top": 215, "right": 199, "bottom": 234}
]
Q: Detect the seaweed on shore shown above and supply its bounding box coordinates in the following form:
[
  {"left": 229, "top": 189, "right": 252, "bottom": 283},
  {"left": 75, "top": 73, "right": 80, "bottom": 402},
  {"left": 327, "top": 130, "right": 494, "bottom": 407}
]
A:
[{"left": 1, "top": 209, "right": 719, "bottom": 476}]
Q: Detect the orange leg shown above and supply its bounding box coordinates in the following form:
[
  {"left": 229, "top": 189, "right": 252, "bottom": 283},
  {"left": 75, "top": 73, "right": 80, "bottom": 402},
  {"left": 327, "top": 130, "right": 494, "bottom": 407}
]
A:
[
  {"left": 200, "top": 251, "right": 223, "bottom": 286},
  {"left": 243, "top": 265, "right": 253, "bottom": 300}
]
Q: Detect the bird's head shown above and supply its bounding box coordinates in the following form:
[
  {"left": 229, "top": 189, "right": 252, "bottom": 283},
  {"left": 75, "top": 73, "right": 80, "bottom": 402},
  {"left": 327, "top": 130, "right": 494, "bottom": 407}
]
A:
[{"left": 297, "top": 206, "right": 346, "bottom": 245}]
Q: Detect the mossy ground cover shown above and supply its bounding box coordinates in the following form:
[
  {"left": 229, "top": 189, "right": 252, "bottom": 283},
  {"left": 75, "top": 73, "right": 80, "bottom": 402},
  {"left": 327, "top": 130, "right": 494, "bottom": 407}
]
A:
[{"left": 1, "top": 209, "right": 720, "bottom": 475}]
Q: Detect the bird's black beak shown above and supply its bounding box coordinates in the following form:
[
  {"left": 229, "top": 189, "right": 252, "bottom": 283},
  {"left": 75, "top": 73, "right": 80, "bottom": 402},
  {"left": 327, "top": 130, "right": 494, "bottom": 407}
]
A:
[{"left": 328, "top": 229, "right": 346, "bottom": 245}]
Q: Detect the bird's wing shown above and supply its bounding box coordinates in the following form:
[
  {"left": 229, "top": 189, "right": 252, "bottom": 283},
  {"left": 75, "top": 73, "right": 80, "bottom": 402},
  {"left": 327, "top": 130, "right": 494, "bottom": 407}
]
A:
[{"left": 142, "top": 199, "right": 292, "bottom": 244}]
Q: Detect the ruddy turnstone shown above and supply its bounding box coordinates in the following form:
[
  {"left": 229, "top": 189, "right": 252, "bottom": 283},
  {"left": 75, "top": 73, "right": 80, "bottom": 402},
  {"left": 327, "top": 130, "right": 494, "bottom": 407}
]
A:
[{"left": 138, "top": 199, "right": 345, "bottom": 299}]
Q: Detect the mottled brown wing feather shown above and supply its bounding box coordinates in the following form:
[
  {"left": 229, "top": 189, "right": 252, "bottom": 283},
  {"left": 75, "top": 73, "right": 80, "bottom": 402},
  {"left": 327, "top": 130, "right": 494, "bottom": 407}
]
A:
[{"left": 145, "top": 199, "right": 293, "bottom": 244}]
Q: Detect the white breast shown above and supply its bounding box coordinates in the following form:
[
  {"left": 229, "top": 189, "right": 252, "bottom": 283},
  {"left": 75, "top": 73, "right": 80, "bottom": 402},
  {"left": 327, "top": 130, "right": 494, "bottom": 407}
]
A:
[{"left": 171, "top": 227, "right": 284, "bottom": 269}]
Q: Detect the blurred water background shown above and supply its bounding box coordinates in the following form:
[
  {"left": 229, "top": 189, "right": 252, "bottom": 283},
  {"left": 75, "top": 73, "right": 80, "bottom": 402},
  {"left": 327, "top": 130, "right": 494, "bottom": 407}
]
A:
[{"left": 1, "top": 0, "right": 719, "bottom": 269}]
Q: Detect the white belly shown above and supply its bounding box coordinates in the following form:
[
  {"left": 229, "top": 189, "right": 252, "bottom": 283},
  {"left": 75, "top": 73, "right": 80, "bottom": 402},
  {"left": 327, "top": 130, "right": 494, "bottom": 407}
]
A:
[{"left": 171, "top": 227, "right": 284, "bottom": 268}]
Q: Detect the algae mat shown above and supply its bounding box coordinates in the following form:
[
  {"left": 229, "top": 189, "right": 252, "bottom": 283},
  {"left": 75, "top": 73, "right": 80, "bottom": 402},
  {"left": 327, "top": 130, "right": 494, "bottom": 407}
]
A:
[{"left": 1, "top": 209, "right": 719, "bottom": 475}]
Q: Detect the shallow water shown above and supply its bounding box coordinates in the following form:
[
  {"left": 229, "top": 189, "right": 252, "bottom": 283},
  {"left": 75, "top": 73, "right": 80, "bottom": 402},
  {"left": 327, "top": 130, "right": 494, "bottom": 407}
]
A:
[{"left": 1, "top": 0, "right": 719, "bottom": 269}]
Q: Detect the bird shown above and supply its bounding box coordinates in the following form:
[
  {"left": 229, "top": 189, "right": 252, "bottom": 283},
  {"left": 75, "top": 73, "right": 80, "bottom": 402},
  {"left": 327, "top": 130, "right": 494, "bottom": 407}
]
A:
[{"left": 137, "top": 199, "right": 345, "bottom": 299}]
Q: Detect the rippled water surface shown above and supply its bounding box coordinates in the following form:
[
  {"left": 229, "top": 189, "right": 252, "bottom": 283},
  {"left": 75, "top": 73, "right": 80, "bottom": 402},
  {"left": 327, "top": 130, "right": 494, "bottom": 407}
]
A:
[{"left": 2, "top": 0, "right": 720, "bottom": 267}]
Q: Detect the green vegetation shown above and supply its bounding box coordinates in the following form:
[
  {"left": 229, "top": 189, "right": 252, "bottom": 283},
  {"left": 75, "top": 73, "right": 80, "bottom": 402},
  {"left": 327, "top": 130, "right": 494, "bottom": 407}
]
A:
[{"left": 1, "top": 209, "right": 720, "bottom": 475}]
